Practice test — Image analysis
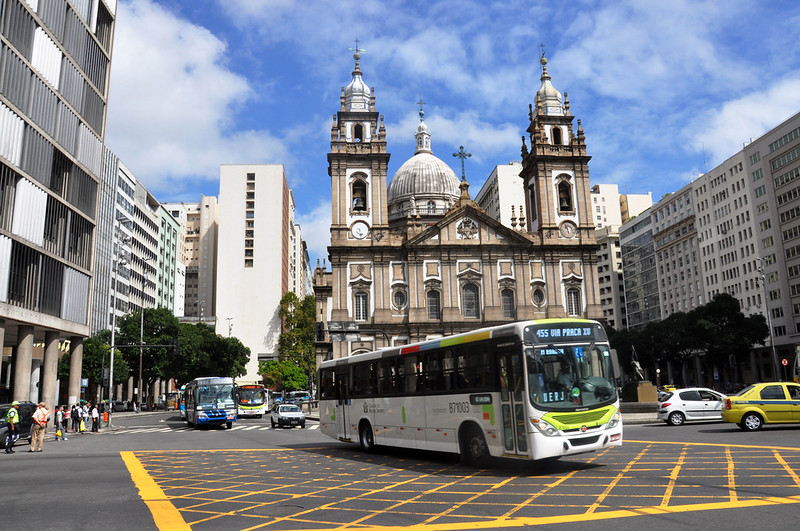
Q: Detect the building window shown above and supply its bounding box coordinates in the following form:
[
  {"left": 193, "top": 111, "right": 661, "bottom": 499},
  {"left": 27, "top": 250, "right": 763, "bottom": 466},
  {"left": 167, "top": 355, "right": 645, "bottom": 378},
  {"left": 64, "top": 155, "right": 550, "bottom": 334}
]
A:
[
  {"left": 427, "top": 200, "right": 436, "bottom": 214},
  {"left": 532, "top": 288, "right": 545, "bottom": 306},
  {"left": 393, "top": 289, "right": 407, "bottom": 309},
  {"left": 501, "top": 289, "right": 515, "bottom": 318},
  {"left": 567, "top": 288, "right": 581, "bottom": 316},
  {"left": 551, "top": 126, "right": 562, "bottom": 145},
  {"left": 427, "top": 290, "right": 441, "bottom": 320},
  {"left": 463, "top": 283, "right": 480, "bottom": 318},
  {"left": 558, "top": 180, "right": 573, "bottom": 212},
  {"left": 246, "top": 172, "right": 255, "bottom": 181},
  {"left": 354, "top": 290, "right": 369, "bottom": 321}
]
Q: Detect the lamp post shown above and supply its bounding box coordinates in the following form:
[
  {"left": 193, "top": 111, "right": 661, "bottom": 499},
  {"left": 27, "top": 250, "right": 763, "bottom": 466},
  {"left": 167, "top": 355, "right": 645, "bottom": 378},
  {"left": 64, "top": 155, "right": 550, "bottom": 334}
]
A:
[
  {"left": 756, "top": 257, "right": 780, "bottom": 380},
  {"left": 138, "top": 256, "right": 154, "bottom": 412},
  {"left": 108, "top": 215, "right": 132, "bottom": 427}
]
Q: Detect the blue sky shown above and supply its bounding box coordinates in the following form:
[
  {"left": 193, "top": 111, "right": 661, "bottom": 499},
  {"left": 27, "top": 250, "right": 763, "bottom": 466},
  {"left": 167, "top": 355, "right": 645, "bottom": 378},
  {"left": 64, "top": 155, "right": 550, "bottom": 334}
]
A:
[{"left": 104, "top": 0, "right": 800, "bottom": 266}]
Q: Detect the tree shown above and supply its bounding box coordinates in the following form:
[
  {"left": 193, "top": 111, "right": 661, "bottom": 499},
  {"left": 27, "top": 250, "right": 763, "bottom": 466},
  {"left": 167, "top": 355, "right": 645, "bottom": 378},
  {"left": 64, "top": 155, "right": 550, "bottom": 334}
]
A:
[
  {"left": 116, "top": 307, "right": 179, "bottom": 397},
  {"left": 161, "top": 323, "right": 250, "bottom": 387},
  {"left": 259, "top": 359, "right": 307, "bottom": 391},
  {"left": 58, "top": 330, "right": 130, "bottom": 397},
  {"left": 276, "top": 293, "right": 316, "bottom": 387}
]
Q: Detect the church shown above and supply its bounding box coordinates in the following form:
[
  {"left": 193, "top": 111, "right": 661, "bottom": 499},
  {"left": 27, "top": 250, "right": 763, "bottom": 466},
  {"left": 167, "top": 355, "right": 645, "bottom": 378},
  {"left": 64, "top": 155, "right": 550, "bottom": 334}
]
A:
[{"left": 314, "top": 49, "right": 602, "bottom": 363}]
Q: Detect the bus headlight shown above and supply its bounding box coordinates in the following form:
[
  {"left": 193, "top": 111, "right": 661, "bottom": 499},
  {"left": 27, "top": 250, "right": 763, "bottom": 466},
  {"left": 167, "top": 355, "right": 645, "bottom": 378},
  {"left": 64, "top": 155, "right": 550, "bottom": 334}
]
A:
[
  {"left": 197, "top": 412, "right": 207, "bottom": 419},
  {"left": 606, "top": 410, "right": 621, "bottom": 429},
  {"left": 530, "top": 418, "right": 558, "bottom": 437}
]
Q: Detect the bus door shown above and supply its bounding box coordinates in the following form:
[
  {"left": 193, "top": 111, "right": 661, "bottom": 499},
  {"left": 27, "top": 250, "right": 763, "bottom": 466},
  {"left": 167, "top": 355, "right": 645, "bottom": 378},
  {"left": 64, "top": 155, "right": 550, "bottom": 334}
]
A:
[
  {"left": 335, "top": 369, "right": 351, "bottom": 442},
  {"left": 497, "top": 350, "right": 529, "bottom": 456}
]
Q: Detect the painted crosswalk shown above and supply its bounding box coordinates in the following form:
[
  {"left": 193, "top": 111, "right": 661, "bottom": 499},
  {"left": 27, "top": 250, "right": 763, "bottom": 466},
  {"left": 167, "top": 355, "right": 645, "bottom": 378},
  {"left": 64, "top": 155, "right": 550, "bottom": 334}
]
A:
[{"left": 116, "top": 423, "right": 318, "bottom": 435}]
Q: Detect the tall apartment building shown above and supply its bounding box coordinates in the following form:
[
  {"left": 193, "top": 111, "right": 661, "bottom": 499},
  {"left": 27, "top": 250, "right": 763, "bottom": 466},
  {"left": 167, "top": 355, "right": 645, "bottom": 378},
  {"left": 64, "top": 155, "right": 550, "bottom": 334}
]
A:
[
  {"left": 474, "top": 162, "right": 527, "bottom": 228},
  {"left": 620, "top": 210, "right": 661, "bottom": 330},
  {"left": 216, "top": 165, "right": 293, "bottom": 381},
  {"left": 287, "top": 190, "right": 312, "bottom": 298},
  {"left": 0, "top": 0, "right": 116, "bottom": 405},
  {"left": 590, "top": 183, "right": 652, "bottom": 229},
  {"left": 164, "top": 198, "right": 217, "bottom": 319},
  {"left": 165, "top": 198, "right": 217, "bottom": 319},
  {"left": 745, "top": 111, "right": 800, "bottom": 378}
]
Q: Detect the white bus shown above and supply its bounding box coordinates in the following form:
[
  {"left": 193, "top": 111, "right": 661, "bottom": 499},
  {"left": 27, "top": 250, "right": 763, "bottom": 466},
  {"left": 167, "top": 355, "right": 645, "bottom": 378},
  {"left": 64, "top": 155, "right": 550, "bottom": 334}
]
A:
[
  {"left": 184, "top": 377, "right": 237, "bottom": 429},
  {"left": 318, "top": 319, "right": 622, "bottom": 466},
  {"left": 236, "top": 383, "right": 268, "bottom": 418}
]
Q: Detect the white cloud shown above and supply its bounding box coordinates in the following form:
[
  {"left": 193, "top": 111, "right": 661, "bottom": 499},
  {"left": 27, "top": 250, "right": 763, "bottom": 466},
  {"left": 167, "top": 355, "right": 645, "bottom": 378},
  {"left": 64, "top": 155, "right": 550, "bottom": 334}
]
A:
[
  {"left": 685, "top": 77, "right": 800, "bottom": 166},
  {"left": 105, "top": 0, "right": 289, "bottom": 196}
]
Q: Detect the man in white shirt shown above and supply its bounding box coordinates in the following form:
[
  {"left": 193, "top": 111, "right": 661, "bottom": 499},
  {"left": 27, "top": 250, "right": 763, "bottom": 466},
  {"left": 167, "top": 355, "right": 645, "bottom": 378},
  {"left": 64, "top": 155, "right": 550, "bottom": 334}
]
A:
[{"left": 29, "top": 402, "right": 48, "bottom": 452}]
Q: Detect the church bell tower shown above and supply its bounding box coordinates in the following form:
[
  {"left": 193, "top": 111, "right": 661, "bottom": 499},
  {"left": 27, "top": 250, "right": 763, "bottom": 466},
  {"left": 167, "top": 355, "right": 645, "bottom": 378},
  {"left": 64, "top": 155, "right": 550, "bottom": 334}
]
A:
[{"left": 327, "top": 47, "right": 390, "bottom": 244}]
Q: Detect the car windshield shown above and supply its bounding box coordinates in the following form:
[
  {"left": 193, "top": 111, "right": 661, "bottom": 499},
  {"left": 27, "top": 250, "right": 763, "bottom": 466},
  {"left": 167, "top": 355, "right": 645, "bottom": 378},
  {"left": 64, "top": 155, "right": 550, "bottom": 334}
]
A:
[
  {"left": 733, "top": 385, "right": 755, "bottom": 397},
  {"left": 280, "top": 405, "right": 301, "bottom": 413},
  {"left": 527, "top": 344, "right": 617, "bottom": 410}
]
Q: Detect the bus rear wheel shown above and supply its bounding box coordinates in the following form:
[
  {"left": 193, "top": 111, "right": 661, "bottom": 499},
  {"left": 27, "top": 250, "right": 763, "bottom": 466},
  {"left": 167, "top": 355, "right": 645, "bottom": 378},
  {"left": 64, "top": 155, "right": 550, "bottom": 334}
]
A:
[
  {"left": 359, "top": 422, "right": 375, "bottom": 452},
  {"left": 460, "top": 425, "right": 489, "bottom": 468},
  {"left": 226, "top": 422, "right": 232, "bottom": 429}
]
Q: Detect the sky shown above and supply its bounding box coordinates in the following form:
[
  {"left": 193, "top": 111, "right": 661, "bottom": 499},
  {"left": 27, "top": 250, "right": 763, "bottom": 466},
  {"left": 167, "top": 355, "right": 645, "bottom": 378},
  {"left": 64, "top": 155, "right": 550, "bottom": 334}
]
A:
[{"left": 104, "top": 0, "right": 800, "bottom": 267}]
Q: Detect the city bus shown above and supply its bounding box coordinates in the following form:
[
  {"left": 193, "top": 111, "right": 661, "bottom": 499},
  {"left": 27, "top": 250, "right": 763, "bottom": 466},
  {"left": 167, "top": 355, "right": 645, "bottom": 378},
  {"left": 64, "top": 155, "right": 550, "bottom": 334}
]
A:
[
  {"left": 793, "top": 352, "right": 800, "bottom": 383},
  {"left": 318, "top": 319, "right": 622, "bottom": 466},
  {"left": 178, "top": 384, "right": 186, "bottom": 419},
  {"left": 184, "top": 377, "right": 237, "bottom": 429},
  {"left": 236, "top": 383, "right": 268, "bottom": 418}
]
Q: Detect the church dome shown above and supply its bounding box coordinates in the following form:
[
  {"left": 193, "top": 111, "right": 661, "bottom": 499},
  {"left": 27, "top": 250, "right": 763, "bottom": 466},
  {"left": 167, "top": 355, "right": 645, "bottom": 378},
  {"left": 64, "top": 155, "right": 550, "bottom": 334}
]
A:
[{"left": 387, "top": 109, "right": 460, "bottom": 217}]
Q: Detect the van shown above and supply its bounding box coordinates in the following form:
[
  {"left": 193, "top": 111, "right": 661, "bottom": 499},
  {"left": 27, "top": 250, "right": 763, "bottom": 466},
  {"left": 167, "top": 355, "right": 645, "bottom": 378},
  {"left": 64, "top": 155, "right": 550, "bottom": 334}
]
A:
[{"left": 0, "top": 402, "right": 36, "bottom": 447}]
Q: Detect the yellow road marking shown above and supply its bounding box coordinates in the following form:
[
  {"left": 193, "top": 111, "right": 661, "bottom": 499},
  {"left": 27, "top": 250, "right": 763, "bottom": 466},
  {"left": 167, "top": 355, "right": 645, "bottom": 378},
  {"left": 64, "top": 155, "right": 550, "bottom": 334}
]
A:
[
  {"left": 586, "top": 444, "right": 650, "bottom": 514},
  {"left": 726, "top": 446, "right": 737, "bottom": 503},
  {"left": 121, "top": 451, "right": 191, "bottom": 531},
  {"left": 627, "top": 439, "right": 800, "bottom": 451},
  {"left": 774, "top": 449, "right": 800, "bottom": 487},
  {"left": 660, "top": 444, "right": 687, "bottom": 506}
]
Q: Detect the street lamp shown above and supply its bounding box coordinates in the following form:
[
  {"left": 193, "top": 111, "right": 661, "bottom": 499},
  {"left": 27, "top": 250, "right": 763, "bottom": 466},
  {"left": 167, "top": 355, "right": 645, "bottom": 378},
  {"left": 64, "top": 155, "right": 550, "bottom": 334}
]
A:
[
  {"left": 139, "top": 255, "right": 155, "bottom": 412},
  {"left": 756, "top": 257, "right": 780, "bottom": 380},
  {"left": 108, "top": 215, "right": 132, "bottom": 427}
]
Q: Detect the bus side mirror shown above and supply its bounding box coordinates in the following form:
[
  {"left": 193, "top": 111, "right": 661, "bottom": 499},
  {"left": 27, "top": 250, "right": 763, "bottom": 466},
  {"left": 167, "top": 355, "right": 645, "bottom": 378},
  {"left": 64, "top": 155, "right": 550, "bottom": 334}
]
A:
[{"left": 610, "top": 349, "right": 620, "bottom": 377}]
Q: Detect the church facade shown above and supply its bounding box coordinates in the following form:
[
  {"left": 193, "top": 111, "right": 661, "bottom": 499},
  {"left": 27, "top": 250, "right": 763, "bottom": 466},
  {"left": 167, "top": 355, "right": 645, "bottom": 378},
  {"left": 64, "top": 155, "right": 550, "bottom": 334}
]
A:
[{"left": 314, "top": 51, "right": 602, "bottom": 363}]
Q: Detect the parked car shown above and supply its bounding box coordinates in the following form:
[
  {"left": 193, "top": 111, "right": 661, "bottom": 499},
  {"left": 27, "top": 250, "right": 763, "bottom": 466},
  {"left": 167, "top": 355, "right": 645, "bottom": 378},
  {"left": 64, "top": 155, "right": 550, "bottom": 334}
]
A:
[
  {"left": 657, "top": 387, "right": 726, "bottom": 426},
  {"left": 722, "top": 382, "right": 800, "bottom": 431},
  {"left": 0, "top": 401, "right": 36, "bottom": 447},
  {"left": 270, "top": 404, "right": 305, "bottom": 428}
]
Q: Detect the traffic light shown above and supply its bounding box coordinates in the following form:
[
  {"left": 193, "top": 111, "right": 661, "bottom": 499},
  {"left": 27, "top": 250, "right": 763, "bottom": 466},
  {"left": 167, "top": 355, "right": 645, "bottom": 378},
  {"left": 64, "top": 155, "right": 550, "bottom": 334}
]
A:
[
  {"left": 171, "top": 338, "right": 178, "bottom": 355},
  {"left": 316, "top": 322, "right": 325, "bottom": 341}
]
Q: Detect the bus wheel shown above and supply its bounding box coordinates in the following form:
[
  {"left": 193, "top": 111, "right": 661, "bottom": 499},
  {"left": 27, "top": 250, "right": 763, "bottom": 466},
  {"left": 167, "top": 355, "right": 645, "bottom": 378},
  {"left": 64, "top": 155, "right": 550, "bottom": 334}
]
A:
[
  {"left": 359, "top": 422, "right": 375, "bottom": 453},
  {"left": 460, "top": 425, "right": 489, "bottom": 468},
  {"left": 226, "top": 422, "right": 232, "bottom": 430}
]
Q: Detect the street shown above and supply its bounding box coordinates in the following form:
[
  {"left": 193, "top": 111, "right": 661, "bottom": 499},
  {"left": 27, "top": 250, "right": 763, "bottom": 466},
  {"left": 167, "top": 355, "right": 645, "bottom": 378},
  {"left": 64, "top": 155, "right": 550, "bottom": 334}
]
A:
[{"left": 1, "top": 413, "right": 799, "bottom": 530}]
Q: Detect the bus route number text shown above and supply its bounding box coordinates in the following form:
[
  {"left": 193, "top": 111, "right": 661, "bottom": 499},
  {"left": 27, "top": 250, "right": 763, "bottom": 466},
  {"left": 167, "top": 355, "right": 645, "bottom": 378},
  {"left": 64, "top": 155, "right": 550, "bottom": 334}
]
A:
[{"left": 449, "top": 401, "right": 470, "bottom": 414}]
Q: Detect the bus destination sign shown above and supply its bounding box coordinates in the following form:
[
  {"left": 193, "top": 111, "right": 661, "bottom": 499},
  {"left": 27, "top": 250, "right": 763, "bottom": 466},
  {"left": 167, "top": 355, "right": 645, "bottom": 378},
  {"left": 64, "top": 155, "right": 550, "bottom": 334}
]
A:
[{"left": 529, "top": 325, "right": 595, "bottom": 342}]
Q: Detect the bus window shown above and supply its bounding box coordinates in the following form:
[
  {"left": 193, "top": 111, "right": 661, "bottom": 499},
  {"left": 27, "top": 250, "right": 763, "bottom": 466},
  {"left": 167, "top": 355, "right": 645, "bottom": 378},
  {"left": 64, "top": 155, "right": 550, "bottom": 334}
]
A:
[{"left": 402, "top": 355, "right": 418, "bottom": 394}]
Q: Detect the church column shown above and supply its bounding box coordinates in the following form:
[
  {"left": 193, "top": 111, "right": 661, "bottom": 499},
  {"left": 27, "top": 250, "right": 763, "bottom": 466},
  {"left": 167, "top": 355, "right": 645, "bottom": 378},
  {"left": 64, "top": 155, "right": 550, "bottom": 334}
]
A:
[
  {"left": 12, "top": 325, "right": 33, "bottom": 402},
  {"left": 41, "top": 331, "right": 60, "bottom": 409},
  {"left": 67, "top": 336, "right": 84, "bottom": 406}
]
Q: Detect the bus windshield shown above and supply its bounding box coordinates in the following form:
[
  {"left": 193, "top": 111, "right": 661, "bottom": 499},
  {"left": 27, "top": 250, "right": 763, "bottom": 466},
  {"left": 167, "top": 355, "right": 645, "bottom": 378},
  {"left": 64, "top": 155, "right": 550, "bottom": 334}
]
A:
[
  {"left": 527, "top": 344, "right": 616, "bottom": 410},
  {"left": 197, "top": 384, "right": 235, "bottom": 408},
  {"left": 238, "top": 387, "right": 266, "bottom": 405}
]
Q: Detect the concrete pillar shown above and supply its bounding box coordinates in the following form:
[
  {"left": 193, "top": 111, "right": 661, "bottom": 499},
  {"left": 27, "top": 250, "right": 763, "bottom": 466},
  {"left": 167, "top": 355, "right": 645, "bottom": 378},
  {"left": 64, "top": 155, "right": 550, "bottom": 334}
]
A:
[
  {"left": 127, "top": 376, "right": 134, "bottom": 401},
  {"left": 41, "top": 331, "right": 60, "bottom": 410},
  {"left": 29, "top": 359, "right": 41, "bottom": 403},
  {"left": 12, "top": 325, "right": 34, "bottom": 402},
  {"left": 67, "top": 336, "right": 84, "bottom": 406}
]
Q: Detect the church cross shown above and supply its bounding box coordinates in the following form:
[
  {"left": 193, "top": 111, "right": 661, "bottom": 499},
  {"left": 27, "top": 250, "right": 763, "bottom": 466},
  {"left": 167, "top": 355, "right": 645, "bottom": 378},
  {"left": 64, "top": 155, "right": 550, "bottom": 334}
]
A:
[{"left": 452, "top": 145, "right": 472, "bottom": 179}]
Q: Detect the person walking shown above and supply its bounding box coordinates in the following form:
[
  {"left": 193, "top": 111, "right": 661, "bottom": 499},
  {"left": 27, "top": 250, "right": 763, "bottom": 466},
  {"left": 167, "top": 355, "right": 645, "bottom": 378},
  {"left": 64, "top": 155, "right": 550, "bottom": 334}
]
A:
[
  {"left": 4, "top": 401, "right": 20, "bottom": 453},
  {"left": 54, "top": 406, "right": 68, "bottom": 441},
  {"left": 29, "top": 402, "right": 48, "bottom": 452},
  {"left": 91, "top": 404, "right": 99, "bottom": 432},
  {"left": 70, "top": 405, "right": 79, "bottom": 432}
]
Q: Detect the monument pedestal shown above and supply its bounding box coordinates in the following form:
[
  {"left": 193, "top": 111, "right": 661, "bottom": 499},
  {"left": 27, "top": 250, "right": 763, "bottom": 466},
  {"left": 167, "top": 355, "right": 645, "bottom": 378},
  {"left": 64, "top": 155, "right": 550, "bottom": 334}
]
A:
[{"left": 622, "top": 381, "right": 657, "bottom": 402}]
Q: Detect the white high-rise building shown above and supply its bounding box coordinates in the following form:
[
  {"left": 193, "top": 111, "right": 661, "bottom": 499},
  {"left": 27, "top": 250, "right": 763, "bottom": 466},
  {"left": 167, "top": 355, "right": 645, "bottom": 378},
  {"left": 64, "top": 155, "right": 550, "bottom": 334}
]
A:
[
  {"left": 216, "top": 165, "right": 294, "bottom": 381},
  {"left": 474, "top": 162, "right": 527, "bottom": 228}
]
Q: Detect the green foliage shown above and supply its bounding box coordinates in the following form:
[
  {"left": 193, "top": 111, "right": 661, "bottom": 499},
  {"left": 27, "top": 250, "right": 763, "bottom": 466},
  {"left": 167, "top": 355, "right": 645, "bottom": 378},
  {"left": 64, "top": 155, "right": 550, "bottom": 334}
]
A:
[
  {"left": 259, "top": 359, "right": 307, "bottom": 391},
  {"left": 276, "top": 292, "right": 317, "bottom": 382},
  {"left": 58, "top": 330, "right": 130, "bottom": 391}
]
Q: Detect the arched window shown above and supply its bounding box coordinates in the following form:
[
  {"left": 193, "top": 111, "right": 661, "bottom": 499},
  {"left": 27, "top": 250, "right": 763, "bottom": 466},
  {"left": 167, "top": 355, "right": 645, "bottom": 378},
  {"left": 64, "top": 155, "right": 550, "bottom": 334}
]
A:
[
  {"left": 427, "top": 290, "right": 440, "bottom": 320},
  {"left": 354, "top": 123, "right": 364, "bottom": 142},
  {"left": 551, "top": 126, "right": 562, "bottom": 145},
  {"left": 427, "top": 200, "right": 436, "bottom": 214},
  {"left": 354, "top": 290, "right": 369, "bottom": 321},
  {"left": 532, "top": 287, "right": 545, "bottom": 306},
  {"left": 352, "top": 180, "right": 367, "bottom": 211},
  {"left": 567, "top": 288, "right": 581, "bottom": 316},
  {"left": 501, "top": 289, "right": 515, "bottom": 318},
  {"left": 462, "top": 283, "right": 480, "bottom": 318},
  {"left": 558, "top": 180, "right": 573, "bottom": 212}
]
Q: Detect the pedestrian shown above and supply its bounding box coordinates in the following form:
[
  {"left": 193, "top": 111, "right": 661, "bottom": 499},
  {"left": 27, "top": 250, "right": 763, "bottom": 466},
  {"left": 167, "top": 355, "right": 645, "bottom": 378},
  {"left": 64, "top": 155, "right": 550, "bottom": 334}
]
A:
[
  {"left": 4, "top": 401, "right": 20, "bottom": 453},
  {"left": 70, "top": 405, "right": 79, "bottom": 432},
  {"left": 29, "top": 402, "right": 48, "bottom": 452},
  {"left": 91, "top": 404, "right": 99, "bottom": 432},
  {"left": 54, "top": 406, "right": 66, "bottom": 441}
]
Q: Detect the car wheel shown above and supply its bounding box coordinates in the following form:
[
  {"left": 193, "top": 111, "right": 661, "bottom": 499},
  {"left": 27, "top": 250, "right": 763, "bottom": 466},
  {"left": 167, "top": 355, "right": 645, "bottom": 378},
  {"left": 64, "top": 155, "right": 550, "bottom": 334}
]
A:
[
  {"left": 278, "top": 419, "right": 283, "bottom": 428},
  {"left": 359, "top": 422, "right": 375, "bottom": 452},
  {"left": 257, "top": 414, "right": 262, "bottom": 419},
  {"left": 226, "top": 422, "right": 232, "bottom": 429},
  {"left": 460, "top": 425, "right": 489, "bottom": 468},
  {"left": 300, "top": 422, "right": 306, "bottom": 429},
  {"left": 740, "top": 412, "right": 763, "bottom": 431},
  {"left": 271, "top": 418, "right": 276, "bottom": 428},
  {"left": 667, "top": 411, "right": 685, "bottom": 426}
]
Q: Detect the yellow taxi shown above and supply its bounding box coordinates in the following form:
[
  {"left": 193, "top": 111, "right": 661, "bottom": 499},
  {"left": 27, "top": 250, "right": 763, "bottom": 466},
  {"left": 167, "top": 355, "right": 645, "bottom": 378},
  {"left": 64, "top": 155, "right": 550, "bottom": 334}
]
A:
[{"left": 721, "top": 382, "right": 800, "bottom": 431}]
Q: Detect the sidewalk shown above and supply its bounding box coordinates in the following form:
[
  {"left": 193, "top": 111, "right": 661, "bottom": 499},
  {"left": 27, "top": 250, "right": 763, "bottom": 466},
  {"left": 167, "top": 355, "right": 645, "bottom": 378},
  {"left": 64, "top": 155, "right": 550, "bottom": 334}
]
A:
[{"left": 620, "top": 401, "right": 659, "bottom": 424}]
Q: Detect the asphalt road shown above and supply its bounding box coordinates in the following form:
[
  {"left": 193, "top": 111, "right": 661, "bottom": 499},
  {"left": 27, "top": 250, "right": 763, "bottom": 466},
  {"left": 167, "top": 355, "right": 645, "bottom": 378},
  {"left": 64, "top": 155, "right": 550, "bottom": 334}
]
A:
[{"left": 1, "top": 413, "right": 799, "bottom": 530}]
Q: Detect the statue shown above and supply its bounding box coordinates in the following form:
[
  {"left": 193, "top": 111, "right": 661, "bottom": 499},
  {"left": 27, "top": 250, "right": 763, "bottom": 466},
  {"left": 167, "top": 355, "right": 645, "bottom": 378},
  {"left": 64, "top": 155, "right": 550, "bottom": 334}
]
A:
[{"left": 631, "top": 346, "right": 645, "bottom": 381}]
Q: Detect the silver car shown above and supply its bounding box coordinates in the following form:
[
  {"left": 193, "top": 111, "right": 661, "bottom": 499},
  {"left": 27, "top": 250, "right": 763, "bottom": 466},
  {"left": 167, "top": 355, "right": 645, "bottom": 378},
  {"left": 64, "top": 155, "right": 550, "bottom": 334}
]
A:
[
  {"left": 657, "top": 387, "right": 726, "bottom": 426},
  {"left": 270, "top": 404, "right": 305, "bottom": 428}
]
